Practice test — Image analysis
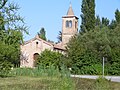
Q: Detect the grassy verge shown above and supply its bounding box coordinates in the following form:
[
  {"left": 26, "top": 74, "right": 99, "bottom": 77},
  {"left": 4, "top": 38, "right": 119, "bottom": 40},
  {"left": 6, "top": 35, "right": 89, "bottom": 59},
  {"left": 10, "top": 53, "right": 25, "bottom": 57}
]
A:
[
  {"left": 0, "top": 76, "right": 74, "bottom": 90},
  {"left": 0, "top": 66, "right": 120, "bottom": 90},
  {"left": 73, "top": 77, "right": 120, "bottom": 90},
  {"left": 0, "top": 76, "right": 120, "bottom": 90}
]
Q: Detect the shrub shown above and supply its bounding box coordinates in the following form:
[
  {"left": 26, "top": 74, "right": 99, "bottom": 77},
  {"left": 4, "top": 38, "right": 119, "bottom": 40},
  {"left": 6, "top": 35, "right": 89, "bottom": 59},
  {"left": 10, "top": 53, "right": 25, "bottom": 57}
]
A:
[
  {"left": 37, "top": 49, "right": 65, "bottom": 69},
  {"left": 71, "top": 50, "right": 102, "bottom": 75},
  {"left": 0, "top": 61, "right": 12, "bottom": 77}
]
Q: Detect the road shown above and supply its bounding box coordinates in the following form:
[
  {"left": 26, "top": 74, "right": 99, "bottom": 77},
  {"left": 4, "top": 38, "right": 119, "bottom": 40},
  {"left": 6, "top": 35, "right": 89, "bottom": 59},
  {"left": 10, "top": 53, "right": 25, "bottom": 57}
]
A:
[{"left": 71, "top": 75, "right": 120, "bottom": 82}]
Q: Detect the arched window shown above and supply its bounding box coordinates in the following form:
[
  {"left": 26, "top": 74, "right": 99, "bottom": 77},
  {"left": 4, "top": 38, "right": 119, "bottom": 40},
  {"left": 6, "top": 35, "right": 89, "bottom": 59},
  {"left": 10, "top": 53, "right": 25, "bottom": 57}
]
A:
[
  {"left": 66, "top": 20, "right": 69, "bottom": 27},
  {"left": 66, "top": 20, "right": 72, "bottom": 28},
  {"left": 69, "top": 20, "right": 72, "bottom": 28}
]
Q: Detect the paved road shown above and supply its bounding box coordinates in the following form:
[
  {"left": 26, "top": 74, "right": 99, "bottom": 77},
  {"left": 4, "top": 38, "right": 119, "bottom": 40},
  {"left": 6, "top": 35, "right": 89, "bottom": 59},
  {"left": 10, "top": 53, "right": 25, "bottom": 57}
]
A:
[{"left": 71, "top": 75, "right": 120, "bottom": 82}]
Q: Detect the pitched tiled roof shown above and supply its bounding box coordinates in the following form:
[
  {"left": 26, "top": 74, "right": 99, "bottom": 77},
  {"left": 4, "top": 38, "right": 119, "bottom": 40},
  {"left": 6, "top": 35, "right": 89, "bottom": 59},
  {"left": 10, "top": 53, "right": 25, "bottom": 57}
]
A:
[
  {"left": 53, "top": 42, "right": 66, "bottom": 50},
  {"left": 22, "top": 35, "right": 53, "bottom": 46}
]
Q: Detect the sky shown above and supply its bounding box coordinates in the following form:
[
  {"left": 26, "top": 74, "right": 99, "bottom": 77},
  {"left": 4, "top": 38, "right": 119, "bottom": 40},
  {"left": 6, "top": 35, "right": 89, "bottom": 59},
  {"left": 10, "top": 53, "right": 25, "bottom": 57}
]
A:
[{"left": 11, "top": 0, "right": 120, "bottom": 42}]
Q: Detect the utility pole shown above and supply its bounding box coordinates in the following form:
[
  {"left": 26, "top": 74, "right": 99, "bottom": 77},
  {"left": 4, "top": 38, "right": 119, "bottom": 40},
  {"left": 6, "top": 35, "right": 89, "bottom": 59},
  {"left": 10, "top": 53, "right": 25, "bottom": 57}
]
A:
[{"left": 102, "top": 57, "right": 105, "bottom": 78}]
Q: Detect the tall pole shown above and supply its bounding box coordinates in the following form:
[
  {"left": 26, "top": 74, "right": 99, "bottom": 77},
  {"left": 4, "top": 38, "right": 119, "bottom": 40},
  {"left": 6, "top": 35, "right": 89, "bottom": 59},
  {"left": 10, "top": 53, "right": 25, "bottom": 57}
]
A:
[{"left": 103, "top": 57, "right": 105, "bottom": 77}]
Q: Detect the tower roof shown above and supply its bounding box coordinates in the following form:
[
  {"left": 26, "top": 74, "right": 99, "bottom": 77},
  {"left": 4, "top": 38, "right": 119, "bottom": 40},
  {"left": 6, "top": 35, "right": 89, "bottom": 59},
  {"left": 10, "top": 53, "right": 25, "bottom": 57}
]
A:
[{"left": 67, "top": 3, "right": 74, "bottom": 16}]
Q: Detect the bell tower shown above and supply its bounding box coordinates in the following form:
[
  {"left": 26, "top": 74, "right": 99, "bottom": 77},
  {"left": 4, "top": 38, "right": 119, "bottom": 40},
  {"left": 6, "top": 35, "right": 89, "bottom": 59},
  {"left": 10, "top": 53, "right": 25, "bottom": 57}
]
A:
[{"left": 62, "top": 4, "right": 79, "bottom": 48}]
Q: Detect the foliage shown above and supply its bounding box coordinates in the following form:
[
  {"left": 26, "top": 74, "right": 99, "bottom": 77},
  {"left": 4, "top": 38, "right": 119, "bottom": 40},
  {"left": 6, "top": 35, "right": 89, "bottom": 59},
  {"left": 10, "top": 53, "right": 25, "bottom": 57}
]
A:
[
  {"left": 0, "top": 0, "right": 27, "bottom": 77},
  {"left": 0, "top": 61, "right": 12, "bottom": 77},
  {"left": 95, "top": 15, "right": 101, "bottom": 26},
  {"left": 57, "top": 31, "right": 62, "bottom": 42},
  {"left": 67, "top": 24, "right": 120, "bottom": 75},
  {"left": 80, "top": 0, "right": 95, "bottom": 32},
  {"left": 94, "top": 77, "right": 111, "bottom": 90},
  {"left": 9, "top": 65, "right": 60, "bottom": 77},
  {"left": 38, "top": 27, "right": 46, "bottom": 40},
  {"left": 37, "top": 49, "right": 65, "bottom": 68},
  {"left": 109, "top": 20, "right": 117, "bottom": 29},
  {"left": 109, "top": 9, "right": 120, "bottom": 29},
  {"left": 67, "top": 3, "right": 120, "bottom": 75},
  {"left": 0, "top": 41, "right": 20, "bottom": 65},
  {"left": 0, "top": 76, "right": 120, "bottom": 90},
  {"left": 101, "top": 17, "right": 109, "bottom": 27},
  {"left": 115, "top": 9, "right": 120, "bottom": 24},
  {"left": 7, "top": 65, "right": 74, "bottom": 90}
]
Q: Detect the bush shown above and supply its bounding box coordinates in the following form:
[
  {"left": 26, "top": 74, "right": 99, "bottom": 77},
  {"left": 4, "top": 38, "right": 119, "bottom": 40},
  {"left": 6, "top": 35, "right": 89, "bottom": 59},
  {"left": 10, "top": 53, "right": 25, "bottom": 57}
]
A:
[
  {"left": 71, "top": 50, "right": 102, "bottom": 75},
  {"left": 37, "top": 49, "right": 65, "bottom": 69},
  {"left": 0, "top": 61, "right": 12, "bottom": 77}
]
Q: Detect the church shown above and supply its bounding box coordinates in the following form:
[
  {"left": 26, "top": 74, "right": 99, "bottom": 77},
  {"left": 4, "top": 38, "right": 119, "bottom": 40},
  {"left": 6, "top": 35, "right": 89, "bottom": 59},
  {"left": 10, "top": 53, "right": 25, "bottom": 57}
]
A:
[{"left": 20, "top": 4, "right": 79, "bottom": 68}]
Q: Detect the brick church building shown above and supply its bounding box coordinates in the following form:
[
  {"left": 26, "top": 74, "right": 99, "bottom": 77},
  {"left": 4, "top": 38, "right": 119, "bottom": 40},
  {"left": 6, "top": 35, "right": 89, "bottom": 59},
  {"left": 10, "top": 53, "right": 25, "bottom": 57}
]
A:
[{"left": 20, "top": 4, "right": 78, "bottom": 67}]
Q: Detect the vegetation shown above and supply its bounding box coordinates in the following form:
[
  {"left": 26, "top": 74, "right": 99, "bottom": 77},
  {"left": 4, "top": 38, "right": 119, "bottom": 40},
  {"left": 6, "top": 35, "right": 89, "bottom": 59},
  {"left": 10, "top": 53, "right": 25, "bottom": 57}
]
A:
[
  {"left": 2, "top": 65, "right": 74, "bottom": 90},
  {"left": 37, "top": 49, "right": 66, "bottom": 69},
  {"left": 67, "top": 24, "right": 120, "bottom": 75},
  {"left": 0, "top": 0, "right": 27, "bottom": 77},
  {"left": 115, "top": 9, "right": 120, "bottom": 24},
  {"left": 80, "top": 0, "right": 95, "bottom": 32},
  {"left": 0, "top": 77, "right": 119, "bottom": 90},
  {"left": 57, "top": 31, "right": 62, "bottom": 42},
  {"left": 38, "top": 27, "right": 46, "bottom": 40},
  {"left": 0, "top": 67, "right": 120, "bottom": 90},
  {"left": 66, "top": 0, "right": 120, "bottom": 75},
  {"left": 0, "top": 1, "right": 120, "bottom": 90},
  {"left": 0, "top": 65, "right": 119, "bottom": 90}
]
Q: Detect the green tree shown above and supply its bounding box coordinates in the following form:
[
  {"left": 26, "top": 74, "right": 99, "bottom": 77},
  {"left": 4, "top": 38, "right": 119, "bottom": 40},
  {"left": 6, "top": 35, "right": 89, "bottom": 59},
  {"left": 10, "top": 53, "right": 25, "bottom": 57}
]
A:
[
  {"left": 95, "top": 15, "right": 101, "bottom": 26},
  {"left": 67, "top": 28, "right": 109, "bottom": 74},
  {"left": 38, "top": 27, "right": 46, "bottom": 40},
  {"left": 67, "top": 25, "right": 120, "bottom": 75},
  {"left": 57, "top": 31, "right": 62, "bottom": 42},
  {"left": 101, "top": 17, "right": 109, "bottom": 26},
  {"left": 109, "top": 20, "right": 117, "bottom": 29},
  {"left": 66, "top": 0, "right": 120, "bottom": 76},
  {"left": 115, "top": 9, "right": 120, "bottom": 24},
  {"left": 109, "top": 9, "right": 120, "bottom": 29},
  {"left": 80, "top": 0, "right": 95, "bottom": 32},
  {"left": 0, "top": 0, "right": 28, "bottom": 76}
]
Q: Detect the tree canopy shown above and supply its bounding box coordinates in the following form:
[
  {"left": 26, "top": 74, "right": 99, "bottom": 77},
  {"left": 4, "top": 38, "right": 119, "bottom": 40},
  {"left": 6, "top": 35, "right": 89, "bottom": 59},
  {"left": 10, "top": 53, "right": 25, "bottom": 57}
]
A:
[
  {"left": 80, "top": 0, "right": 95, "bottom": 32},
  {"left": 0, "top": 0, "right": 28, "bottom": 76},
  {"left": 38, "top": 27, "right": 46, "bottom": 40},
  {"left": 66, "top": 0, "right": 120, "bottom": 75}
]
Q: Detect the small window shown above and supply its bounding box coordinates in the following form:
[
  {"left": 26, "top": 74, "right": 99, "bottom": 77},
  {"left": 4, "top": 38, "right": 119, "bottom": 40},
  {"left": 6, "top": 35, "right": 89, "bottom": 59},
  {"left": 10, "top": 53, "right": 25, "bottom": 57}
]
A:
[
  {"left": 36, "top": 42, "right": 38, "bottom": 44},
  {"left": 36, "top": 42, "right": 38, "bottom": 48}
]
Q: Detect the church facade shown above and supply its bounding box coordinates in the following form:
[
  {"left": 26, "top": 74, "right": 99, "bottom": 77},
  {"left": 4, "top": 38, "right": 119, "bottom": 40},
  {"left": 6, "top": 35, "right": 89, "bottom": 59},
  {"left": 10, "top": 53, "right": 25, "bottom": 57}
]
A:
[{"left": 20, "top": 4, "right": 78, "bottom": 68}]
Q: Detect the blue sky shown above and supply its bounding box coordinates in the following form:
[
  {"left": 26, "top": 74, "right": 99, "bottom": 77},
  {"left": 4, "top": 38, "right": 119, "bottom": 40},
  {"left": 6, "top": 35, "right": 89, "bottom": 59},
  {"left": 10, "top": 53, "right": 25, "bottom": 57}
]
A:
[{"left": 12, "top": 0, "right": 120, "bottom": 42}]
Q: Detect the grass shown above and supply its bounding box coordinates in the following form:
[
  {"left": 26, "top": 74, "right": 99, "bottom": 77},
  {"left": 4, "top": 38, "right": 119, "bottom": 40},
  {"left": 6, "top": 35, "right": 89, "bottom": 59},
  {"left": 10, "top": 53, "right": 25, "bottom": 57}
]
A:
[
  {"left": 0, "top": 76, "right": 73, "bottom": 90},
  {"left": 0, "top": 66, "right": 120, "bottom": 90},
  {"left": 0, "top": 66, "right": 74, "bottom": 90},
  {"left": 73, "top": 77, "right": 120, "bottom": 90},
  {"left": 0, "top": 76, "right": 120, "bottom": 90}
]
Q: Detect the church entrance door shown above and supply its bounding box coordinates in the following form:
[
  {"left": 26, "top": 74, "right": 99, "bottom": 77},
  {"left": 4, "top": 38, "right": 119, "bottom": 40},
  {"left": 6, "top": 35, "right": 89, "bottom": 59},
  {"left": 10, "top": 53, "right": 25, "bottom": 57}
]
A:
[{"left": 33, "top": 53, "right": 39, "bottom": 67}]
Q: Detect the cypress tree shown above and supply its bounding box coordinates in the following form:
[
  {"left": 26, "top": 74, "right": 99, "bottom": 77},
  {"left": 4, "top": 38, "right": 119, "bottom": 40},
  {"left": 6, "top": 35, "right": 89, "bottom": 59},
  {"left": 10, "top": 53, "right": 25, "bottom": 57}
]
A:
[
  {"left": 80, "top": 0, "right": 95, "bottom": 32},
  {"left": 115, "top": 9, "right": 120, "bottom": 24},
  {"left": 38, "top": 27, "right": 47, "bottom": 41}
]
